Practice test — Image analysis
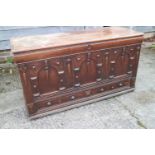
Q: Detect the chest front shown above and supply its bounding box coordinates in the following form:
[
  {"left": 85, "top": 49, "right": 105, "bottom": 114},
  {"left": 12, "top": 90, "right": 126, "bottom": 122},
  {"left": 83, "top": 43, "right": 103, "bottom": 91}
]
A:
[{"left": 11, "top": 27, "right": 143, "bottom": 119}]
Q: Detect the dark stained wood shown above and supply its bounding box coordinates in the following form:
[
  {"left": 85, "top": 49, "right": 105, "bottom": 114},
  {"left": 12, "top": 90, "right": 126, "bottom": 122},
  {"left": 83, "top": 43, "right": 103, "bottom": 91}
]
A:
[{"left": 11, "top": 27, "right": 144, "bottom": 119}]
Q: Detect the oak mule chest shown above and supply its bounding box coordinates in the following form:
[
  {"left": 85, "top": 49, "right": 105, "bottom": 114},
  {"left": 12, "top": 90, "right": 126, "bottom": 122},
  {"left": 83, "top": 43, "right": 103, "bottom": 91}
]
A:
[{"left": 11, "top": 27, "right": 144, "bottom": 119}]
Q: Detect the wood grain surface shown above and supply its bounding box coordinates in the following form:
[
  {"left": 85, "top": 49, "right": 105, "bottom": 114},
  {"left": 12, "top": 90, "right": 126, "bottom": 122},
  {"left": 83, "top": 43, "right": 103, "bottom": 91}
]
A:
[{"left": 12, "top": 27, "right": 144, "bottom": 119}]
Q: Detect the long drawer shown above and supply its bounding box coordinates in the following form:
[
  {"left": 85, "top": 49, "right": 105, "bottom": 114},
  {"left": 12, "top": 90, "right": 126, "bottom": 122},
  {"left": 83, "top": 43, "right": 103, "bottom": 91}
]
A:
[{"left": 27, "top": 78, "right": 133, "bottom": 116}]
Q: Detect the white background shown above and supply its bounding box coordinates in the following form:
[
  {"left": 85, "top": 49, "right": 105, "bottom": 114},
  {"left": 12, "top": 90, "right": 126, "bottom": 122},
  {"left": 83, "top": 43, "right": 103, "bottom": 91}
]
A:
[
  {"left": 1, "top": 130, "right": 155, "bottom": 155},
  {"left": 0, "top": 0, "right": 154, "bottom": 25},
  {"left": 0, "top": 0, "right": 155, "bottom": 155}
]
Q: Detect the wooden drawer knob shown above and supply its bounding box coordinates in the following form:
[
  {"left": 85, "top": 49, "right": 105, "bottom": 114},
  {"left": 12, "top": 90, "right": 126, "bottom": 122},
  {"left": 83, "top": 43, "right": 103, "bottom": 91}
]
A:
[
  {"left": 111, "top": 86, "right": 114, "bottom": 89},
  {"left": 77, "top": 57, "right": 81, "bottom": 61},
  {"left": 32, "top": 65, "right": 36, "bottom": 69},
  {"left": 119, "top": 83, "right": 123, "bottom": 87},
  {"left": 47, "top": 101, "right": 52, "bottom": 106},
  {"left": 74, "top": 67, "right": 80, "bottom": 71},
  {"left": 71, "top": 96, "right": 75, "bottom": 100},
  {"left": 75, "top": 83, "right": 80, "bottom": 87}
]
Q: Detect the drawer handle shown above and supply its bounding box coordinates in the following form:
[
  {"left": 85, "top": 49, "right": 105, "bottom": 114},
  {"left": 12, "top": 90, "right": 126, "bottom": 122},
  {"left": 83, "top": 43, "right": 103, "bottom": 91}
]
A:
[
  {"left": 96, "top": 78, "right": 102, "bottom": 81},
  {"left": 96, "top": 63, "right": 103, "bottom": 67},
  {"left": 119, "top": 83, "right": 123, "bottom": 87},
  {"left": 30, "top": 77, "right": 37, "bottom": 80},
  {"left": 127, "top": 71, "right": 132, "bottom": 75},
  {"left": 47, "top": 101, "right": 52, "bottom": 106},
  {"left": 71, "top": 96, "right": 75, "bottom": 100},
  {"left": 74, "top": 67, "right": 80, "bottom": 71},
  {"left": 130, "top": 57, "right": 135, "bottom": 60},
  {"left": 33, "top": 93, "right": 40, "bottom": 97},
  {"left": 110, "top": 60, "right": 116, "bottom": 64},
  {"left": 58, "top": 70, "right": 65, "bottom": 74},
  {"left": 56, "top": 61, "right": 60, "bottom": 65},
  {"left": 77, "top": 57, "right": 81, "bottom": 61},
  {"left": 75, "top": 83, "right": 80, "bottom": 87},
  {"left": 32, "top": 65, "right": 36, "bottom": 69},
  {"left": 59, "top": 87, "right": 66, "bottom": 90},
  {"left": 33, "top": 85, "right": 37, "bottom": 88}
]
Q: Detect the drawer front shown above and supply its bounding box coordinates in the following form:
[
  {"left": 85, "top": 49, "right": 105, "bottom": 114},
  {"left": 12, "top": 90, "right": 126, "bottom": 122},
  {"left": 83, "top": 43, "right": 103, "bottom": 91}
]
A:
[{"left": 28, "top": 79, "right": 131, "bottom": 114}]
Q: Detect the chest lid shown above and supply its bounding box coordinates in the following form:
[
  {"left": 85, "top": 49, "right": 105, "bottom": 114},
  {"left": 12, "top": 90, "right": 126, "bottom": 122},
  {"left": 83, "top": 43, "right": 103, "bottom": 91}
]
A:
[{"left": 11, "top": 27, "right": 143, "bottom": 54}]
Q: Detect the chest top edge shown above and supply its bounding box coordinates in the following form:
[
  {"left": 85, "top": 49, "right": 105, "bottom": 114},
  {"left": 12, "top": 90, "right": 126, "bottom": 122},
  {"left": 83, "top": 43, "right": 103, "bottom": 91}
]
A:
[{"left": 11, "top": 27, "right": 144, "bottom": 54}]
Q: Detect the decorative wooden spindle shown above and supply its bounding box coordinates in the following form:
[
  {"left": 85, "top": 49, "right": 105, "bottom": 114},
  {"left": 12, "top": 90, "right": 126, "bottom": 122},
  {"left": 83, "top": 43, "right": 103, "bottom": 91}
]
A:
[{"left": 109, "top": 60, "right": 116, "bottom": 79}]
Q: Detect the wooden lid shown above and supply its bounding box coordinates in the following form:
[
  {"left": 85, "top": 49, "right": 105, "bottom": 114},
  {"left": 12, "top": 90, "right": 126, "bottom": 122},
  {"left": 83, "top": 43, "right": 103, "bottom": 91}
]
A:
[{"left": 11, "top": 27, "right": 143, "bottom": 53}]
